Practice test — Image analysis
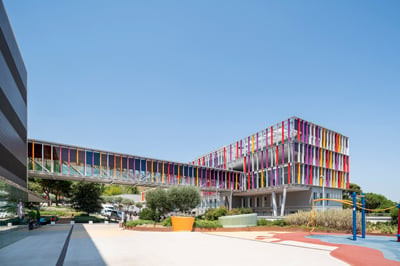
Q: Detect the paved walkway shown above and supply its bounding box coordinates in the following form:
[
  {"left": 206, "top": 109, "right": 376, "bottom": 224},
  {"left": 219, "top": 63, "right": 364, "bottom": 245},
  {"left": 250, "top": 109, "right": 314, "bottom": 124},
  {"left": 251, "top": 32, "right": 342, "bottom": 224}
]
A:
[
  {"left": 1, "top": 224, "right": 398, "bottom": 265},
  {"left": 66, "top": 224, "right": 344, "bottom": 266},
  {"left": 0, "top": 225, "right": 72, "bottom": 266}
]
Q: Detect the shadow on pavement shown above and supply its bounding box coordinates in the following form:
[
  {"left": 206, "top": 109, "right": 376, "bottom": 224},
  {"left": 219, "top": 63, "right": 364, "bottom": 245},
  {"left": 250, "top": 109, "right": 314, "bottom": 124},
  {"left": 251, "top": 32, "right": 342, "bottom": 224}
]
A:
[{"left": 63, "top": 224, "right": 106, "bottom": 266}]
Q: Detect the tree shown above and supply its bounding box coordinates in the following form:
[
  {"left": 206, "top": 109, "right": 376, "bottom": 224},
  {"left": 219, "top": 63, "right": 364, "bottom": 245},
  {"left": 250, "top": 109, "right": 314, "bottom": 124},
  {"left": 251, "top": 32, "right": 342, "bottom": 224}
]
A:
[
  {"left": 37, "top": 179, "right": 56, "bottom": 206},
  {"left": 103, "top": 185, "right": 122, "bottom": 196},
  {"left": 145, "top": 189, "right": 172, "bottom": 225},
  {"left": 53, "top": 181, "right": 72, "bottom": 205},
  {"left": 135, "top": 202, "right": 143, "bottom": 209},
  {"left": 342, "top": 183, "right": 363, "bottom": 209},
  {"left": 168, "top": 186, "right": 201, "bottom": 214},
  {"left": 364, "top": 193, "right": 395, "bottom": 213},
  {"left": 124, "top": 185, "right": 139, "bottom": 194},
  {"left": 71, "top": 182, "right": 102, "bottom": 215}
]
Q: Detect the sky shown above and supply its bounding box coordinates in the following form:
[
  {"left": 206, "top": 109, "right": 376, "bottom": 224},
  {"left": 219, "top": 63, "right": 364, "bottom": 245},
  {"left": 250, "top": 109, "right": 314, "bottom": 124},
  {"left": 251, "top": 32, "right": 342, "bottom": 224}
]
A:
[{"left": 4, "top": 1, "right": 400, "bottom": 201}]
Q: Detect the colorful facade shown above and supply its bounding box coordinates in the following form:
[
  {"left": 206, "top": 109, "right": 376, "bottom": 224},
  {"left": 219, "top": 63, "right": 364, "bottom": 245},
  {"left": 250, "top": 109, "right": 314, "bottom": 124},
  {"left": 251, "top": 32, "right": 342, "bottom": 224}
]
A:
[
  {"left": 27, "top": 117, "right": 349, "bottom": 215},
  {"left": 193, "top": 117, "right": 350, "bottom": 191},
  {"left": 27, "top": 140, "right": 245, "bottom": 192}
]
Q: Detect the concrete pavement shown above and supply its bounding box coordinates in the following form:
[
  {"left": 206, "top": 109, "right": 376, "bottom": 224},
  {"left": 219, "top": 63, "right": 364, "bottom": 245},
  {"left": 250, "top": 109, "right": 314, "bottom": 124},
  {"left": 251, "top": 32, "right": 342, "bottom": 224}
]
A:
[
  {"left": 0, "top": 224, "right": 347, "bottom": 265},
  {"left": 0, "top": 225, "right": 72, "bottom": 266},
  {"left": 69, "top": 224, "right": 345, "bottom": 266}
]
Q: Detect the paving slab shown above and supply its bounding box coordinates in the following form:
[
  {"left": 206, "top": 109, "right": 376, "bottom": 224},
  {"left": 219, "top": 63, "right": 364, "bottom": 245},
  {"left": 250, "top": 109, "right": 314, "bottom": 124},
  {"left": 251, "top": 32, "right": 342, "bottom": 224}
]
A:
[
  {"left": 78, "top": 224, "right": 346, "bottom": 266},
  {"left": 0, "top": 225, "right": 72, "bottom": 266}
]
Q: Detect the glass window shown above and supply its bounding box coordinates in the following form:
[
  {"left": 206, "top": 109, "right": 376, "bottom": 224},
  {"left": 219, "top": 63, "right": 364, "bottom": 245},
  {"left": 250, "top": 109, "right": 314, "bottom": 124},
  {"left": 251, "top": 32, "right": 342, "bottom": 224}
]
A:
[
  {"left": 43, "top": 145, "right": 52, "bottom": 172},
  {"left": 53, "top": 147, "right": 60, "bottom": 173},
  {"left": 62, "top": 148, "right": 69, "bottom": 174},
  {"left": 108, "top": 154, "right": 114, "bottom": 177},
  {"left": 34, "top": 143, "right": 43, "bottom": 171},
  {"left": 93, "top": 152, "right": 100, "bottom": 176},
  {"left": 85, "top": 151, "right": 93, "bottom": 176},
  {"left": 70, "top": 149, "right": 77, "bottom": 175}
]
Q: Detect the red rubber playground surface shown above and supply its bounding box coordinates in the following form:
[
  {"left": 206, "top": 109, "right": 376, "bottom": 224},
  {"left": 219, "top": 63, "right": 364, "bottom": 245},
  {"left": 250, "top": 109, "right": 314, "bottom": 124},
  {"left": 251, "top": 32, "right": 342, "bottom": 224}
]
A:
[{"left": 268, "top": 232, "right": 400, "bottom": 266}]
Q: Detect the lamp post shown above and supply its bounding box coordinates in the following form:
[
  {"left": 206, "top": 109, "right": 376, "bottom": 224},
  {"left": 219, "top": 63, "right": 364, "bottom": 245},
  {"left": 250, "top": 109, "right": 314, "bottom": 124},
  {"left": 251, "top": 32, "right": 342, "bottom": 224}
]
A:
[{"left": 320, "top": 175, "right": 325, "bottom": 211}]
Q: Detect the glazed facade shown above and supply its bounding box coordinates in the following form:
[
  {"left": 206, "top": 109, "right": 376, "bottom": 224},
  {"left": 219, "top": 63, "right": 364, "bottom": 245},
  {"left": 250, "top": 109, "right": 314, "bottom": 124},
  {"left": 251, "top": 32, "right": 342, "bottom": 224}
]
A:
[
  {"left": 27, "top": 140, "right": 245, "bottom": 192},
  {"left": 193, "top": 117, "right": 350, "bottom": 191},
  {"left": 0, "top": 0, "right": 28, "bottom": 224}
]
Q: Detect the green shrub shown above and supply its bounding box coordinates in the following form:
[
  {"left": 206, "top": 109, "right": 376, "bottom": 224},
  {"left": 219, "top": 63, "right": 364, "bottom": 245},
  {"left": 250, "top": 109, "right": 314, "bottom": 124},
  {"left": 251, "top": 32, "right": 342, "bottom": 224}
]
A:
[
  {"left": 73, "top": 215, "right": 104, "bottom": 223},
  {"left": 139, "top": 208, "right": 155, "bottom": 221},
  {"left": 161, "top": 217, "right": 172, "bottom": 227},
  {"left": 227, "top": 208, "right": 241, "bottom": 216},
  {"left": 390, "top": 207, "right": 399, "bottom": 224},
  {"left": 28, "top": 211, "right": 37, "bottom": 219},
  {"left": 238, "top": 208, "right": 253, "bottom": 214},
  {"left": 367, "top": 222, "right": 397, "bottom": 234},
  {"left": 36, "top": 209, "right": 41, "bottom": 219},
  {"left": 257, "top": 219, "right": 274, "bottom": 226},
  {"left": 194, "top": 219, "right": 222, "bottom": 228},
  {"left": 125, "top": 220, "right": 153, "bottom": 227},
  {"left": 273, "top": 219, "right": 286, "bottom": 226},
  {"left": 205, "top": 207, "right": 227, "bottom": 221}
]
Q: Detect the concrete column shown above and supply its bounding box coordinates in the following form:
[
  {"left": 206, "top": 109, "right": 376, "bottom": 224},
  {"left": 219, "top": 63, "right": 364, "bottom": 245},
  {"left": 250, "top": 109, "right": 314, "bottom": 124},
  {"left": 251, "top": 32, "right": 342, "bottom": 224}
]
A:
[
  {"left": 280, "top": 187, "right": 287, "bottom": 216},
  {"left": 271, "top": 191, "right": 278, "bottom": 216}
]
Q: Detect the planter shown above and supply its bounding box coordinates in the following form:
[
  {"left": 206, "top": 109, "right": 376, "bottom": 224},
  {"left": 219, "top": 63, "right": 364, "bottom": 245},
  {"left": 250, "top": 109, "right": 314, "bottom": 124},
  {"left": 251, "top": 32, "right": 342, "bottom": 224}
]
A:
[
  {"left": 218, "top": 213, "right": 257, "bottom": 228},
  {"left": 171, "top": 216, "right": 195, "bottom": 232}
]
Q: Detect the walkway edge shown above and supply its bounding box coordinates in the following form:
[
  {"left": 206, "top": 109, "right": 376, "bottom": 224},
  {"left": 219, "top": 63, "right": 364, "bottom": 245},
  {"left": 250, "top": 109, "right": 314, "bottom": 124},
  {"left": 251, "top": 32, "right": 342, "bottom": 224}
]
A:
[{"left": 56, "top": 224, "right": 74, "bottom": 266}]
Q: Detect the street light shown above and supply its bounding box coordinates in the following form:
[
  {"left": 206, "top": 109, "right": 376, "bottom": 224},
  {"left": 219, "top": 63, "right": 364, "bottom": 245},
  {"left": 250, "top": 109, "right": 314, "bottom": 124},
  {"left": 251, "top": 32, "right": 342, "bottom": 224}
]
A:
[{"left": 320, "top": 175, "right": 325, "bottom": 211}]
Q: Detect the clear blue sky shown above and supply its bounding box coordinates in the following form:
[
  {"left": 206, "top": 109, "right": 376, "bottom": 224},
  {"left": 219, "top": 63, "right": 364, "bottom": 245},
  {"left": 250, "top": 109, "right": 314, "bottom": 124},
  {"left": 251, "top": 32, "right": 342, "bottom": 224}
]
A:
[{"left": 4, "top": 1, "right": 400, "bottom": 201}]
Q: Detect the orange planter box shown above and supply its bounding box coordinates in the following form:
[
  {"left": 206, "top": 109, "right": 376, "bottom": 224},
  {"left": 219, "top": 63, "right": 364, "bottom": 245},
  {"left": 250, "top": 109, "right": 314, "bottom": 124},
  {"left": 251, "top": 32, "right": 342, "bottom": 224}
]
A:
[{"left": 171, "top": 216, "right": 195, "bottom": 232}]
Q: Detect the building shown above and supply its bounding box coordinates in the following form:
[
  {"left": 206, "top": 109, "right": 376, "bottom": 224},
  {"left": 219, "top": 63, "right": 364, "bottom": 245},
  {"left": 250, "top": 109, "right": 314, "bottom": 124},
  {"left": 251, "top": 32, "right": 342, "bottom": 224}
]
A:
[
  {"left": 27, "top": 117, "right": 349, "bottom": 216},
  {"left": 1, "top": 0, "right": 350, "bottom": 223},
  {"left": 0, "top": 0, "right": 28, "bottom": 222},
  {"left": 193, "top": 117, "right": 349, "bottom": 215}
]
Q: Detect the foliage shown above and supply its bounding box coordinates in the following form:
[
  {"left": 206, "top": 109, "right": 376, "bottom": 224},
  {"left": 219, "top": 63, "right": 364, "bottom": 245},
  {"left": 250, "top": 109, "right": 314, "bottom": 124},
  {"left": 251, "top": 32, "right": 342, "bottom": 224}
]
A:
[
  {"left": 257, "top": 219, "right": 286, "bottom": 227},
  {"left": 168, "top": 186, "right": 201, "bottom": 213},
  {"left": 103, "top": 185, "right": 122, "bottom": 196},
  {"left": 205, "top": 207, "right": 228, "bottom": 221},
  {"left": 135, "top": 202, "right": 143, "bottom": 209},
  {"left": 36, "top": 209, "right": 41, "bottom": 219},
  {"left": 139, "top": 208, "right": 156, "bottom": 221},
  {"left": 364, "top": 193, "right": 395, "bottom": 213},
  {"left": 342, "top": 183, "right": 362, "bottom": 209},
  {"left": 121, "top": 198, "right": 135, "bottom": 206},
  {"left": 161, "top": 217, "right": 172, "bottom": 227},
  {"left": 28, "top": 210, "right": 37, "bottom": 219},
  {"left": 146, "top": 189, "right": 172, "bottom": 223},
  {"left": 193, "top": 219, "right": 222, "bottom": 228},
  {"left": 73, "top": 215, "right": 104, "bottom": 223},
  {"left": 366, "top": 222, "right": 397, "bottom": 234},
  {"left": 390, "top": 207, "right": 399, "bottom": 224},
  {"left": 71, "top": 182, "right": 103, "bottom": 215},
  {"left": 123, "top": 185, "right": 139, "bottom": 194},
  {"left": 28, "top": 179, "right": 72, "bottom": 206},
  {"left": 125, "top": 220, "right": 153, "bottom": 227},
  {"left": 257, "top": 219, "right": 273, "bottom": 226},
  {"left": 285, "top": 209, "right": 361, "bottom": 232}
]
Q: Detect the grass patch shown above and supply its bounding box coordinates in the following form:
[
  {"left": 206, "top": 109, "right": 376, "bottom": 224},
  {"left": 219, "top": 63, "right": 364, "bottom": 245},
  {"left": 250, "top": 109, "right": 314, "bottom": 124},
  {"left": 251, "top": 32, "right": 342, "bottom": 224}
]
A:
[
  {"left": 194, "top": 219, "right": 222, "bottom": 228},
  {"left": 125, "top": 220, "right": 153, "bottom": 227}
]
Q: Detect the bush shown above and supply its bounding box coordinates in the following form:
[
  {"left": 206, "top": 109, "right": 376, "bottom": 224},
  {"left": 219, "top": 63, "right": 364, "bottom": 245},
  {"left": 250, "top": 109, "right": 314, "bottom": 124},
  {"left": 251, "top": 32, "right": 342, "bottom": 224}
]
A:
[
  {"left": 139, "top": 208, "right": 155, "bottom": 221},
  {"left": 125, "top": 220, "right": 153, "bottom": 227},
  {"left": 367, "top": 222, "right": 397, "bottom": 234},
  {"left": 285, "top": 209, "right": 361, "bottom": 232},
  {"left": 205, "top": 207, "right": 227, "bottom": 221},
  {"left": 390, "top": 207, "right": 399, "bottom": 224},
  {"left": 28, "top": 210, "right": 37, "bottom": 219},
  {"left": 238, "top": 208, "right": 253, "bottom": 214},
  {"left": 257, "top": 219, "right": 274, "bottom": 226},
  {"left": 194, "top": 219, "right": 222, "bottom": 228},
  {"left": 161, "top": 217, "right": 172, "bottom": 227},
  {"left": 73, "top": 215, "right": 104, "bottom": 223}
]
